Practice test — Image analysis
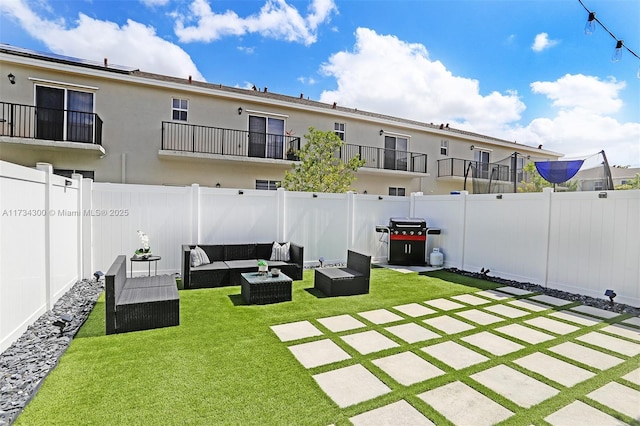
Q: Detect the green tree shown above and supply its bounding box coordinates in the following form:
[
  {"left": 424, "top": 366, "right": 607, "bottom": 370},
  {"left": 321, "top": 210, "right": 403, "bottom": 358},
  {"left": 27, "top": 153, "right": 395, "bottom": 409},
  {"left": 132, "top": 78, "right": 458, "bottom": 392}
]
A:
[
  {"left": 615, "top": 173, "right": 640, "bottom": 190},
  {"left": 282, "top": 127, "right": 365, "bottom": 193},
  {"left": 518, "top": 162, "right": 553, "bottom": 193}
]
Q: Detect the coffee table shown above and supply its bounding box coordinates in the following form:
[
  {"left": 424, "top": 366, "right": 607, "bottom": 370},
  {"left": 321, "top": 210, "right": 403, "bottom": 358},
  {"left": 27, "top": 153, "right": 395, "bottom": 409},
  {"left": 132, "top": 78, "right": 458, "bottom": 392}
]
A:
[{"left": 241, "top": 272, "right": 292, "bottom": 304}]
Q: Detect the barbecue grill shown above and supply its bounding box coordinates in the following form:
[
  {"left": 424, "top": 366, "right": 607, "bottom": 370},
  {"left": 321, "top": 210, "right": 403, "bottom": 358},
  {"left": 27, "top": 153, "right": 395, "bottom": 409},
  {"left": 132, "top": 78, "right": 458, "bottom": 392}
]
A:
[{"left": 387, "top": 217, "right": 427, "bottom": 265}]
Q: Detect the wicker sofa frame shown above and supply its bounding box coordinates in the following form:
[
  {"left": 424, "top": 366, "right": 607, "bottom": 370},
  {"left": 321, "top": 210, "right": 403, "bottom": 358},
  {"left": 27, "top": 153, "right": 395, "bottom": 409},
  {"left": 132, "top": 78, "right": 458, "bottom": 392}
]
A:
[
  {"left": 181, "top": 242, "right": 303, "bottom": 289},
  {"left": 105, "top": 255, "right": 180, "bottom": 335},
  {"left": 314, "top": 250, "right": 371, "bottom": 296}
]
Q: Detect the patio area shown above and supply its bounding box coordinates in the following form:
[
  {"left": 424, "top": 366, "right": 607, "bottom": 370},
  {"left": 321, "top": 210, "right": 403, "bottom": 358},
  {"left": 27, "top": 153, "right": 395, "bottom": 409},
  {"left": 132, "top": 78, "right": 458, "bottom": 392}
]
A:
[{"left": 7, "top": 268, "right": 640, "bottom": 425}]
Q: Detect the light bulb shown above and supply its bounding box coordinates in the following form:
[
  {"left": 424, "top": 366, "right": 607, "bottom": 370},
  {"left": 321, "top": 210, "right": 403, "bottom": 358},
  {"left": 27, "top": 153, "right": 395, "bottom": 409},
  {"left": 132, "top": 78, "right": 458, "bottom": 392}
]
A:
[
  {"left": 584, "top": 12, "right": 597, "bottom": 35},
  {"left": 611, "top": 40, "right": 623, "bottom": 62}
]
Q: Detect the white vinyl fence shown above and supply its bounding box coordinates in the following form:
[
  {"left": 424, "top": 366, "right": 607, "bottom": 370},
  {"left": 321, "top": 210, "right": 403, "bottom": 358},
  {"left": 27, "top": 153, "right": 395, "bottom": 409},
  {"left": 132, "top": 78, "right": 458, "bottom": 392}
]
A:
[{"left": 1, "top": 160, "right": 639, "bottom": 352}]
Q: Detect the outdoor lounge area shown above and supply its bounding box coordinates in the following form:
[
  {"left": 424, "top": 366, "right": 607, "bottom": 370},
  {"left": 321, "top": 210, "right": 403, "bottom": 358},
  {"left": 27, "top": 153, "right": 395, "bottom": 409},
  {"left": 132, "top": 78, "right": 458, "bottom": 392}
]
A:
[{"left": 9, "top": 268, "right": 640, "bottom": 425}]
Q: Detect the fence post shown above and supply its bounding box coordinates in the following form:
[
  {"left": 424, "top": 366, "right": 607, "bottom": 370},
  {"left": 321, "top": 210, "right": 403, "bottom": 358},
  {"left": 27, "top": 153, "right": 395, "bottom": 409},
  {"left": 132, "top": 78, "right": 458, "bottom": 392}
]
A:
[
  {"left": 347, "top": 191, "right": 355, "bottom": 250},
  {"left": 81, "top": 178, "right": 93, "bottom": 279},
  {"left": 190, "top": 184, "right": 200, "bottom": 244},
  {"left": 542, "top": 187, "right": 554, "bottom": 288},
  {"left": 276, "top": 188, "right": 286, "bottom": 241},
  {"left": 457, "top": 191, "right": 469, "bottom": 271},
  {"left": 36, "top": 163, "right": 53, "bottom": 309},
  {"left": 72, "top": 173, "right": 83, "bottom": 280}
]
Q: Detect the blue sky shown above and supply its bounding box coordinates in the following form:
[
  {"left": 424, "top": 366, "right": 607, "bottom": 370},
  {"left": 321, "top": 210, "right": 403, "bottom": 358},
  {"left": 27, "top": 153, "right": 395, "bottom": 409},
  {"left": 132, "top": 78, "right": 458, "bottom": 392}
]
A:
[{"left": 1, "top": 0, "right": 639, "bottom": 167}]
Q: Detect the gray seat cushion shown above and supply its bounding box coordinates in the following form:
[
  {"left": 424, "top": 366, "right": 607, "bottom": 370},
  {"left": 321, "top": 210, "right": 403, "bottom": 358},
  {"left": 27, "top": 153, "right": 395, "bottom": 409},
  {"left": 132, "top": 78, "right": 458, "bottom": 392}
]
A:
[
  {"left": 317, "top": 268, "right": 362, "bottom": 280},
  {"left": 192, "top": 261, "right": 229, "bottom": 271},
  {"left": 224, "top": 259, "right": 258, "bottom": 269}
]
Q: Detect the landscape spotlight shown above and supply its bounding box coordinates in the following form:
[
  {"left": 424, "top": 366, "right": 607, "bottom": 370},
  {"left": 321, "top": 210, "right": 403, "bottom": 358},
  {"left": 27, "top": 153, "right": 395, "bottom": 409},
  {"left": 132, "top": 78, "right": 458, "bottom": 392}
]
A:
[{"left": 604, "top": 289, "right": 616, "bottom": 304}]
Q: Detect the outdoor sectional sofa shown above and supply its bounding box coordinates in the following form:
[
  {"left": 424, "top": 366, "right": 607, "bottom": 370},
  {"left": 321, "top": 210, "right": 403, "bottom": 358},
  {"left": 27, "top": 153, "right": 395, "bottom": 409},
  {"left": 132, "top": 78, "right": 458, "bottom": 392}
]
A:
[{"left": 181, "top": 242, "right": 304, "bottom": 289}]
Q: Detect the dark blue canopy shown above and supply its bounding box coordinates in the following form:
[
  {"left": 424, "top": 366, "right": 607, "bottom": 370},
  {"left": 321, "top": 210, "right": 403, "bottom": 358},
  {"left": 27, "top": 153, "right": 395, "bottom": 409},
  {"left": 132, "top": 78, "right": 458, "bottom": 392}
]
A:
[{"left": 535, "top": 160, "right": 584, "bottom": 184}]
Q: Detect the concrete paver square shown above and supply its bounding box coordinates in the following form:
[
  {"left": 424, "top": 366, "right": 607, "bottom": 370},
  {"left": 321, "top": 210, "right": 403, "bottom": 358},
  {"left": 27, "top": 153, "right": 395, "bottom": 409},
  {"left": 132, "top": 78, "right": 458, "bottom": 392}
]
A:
[
  {"left": 461, "top": 331, "right": 524, "bottom": 356},
  {"left": 350, "top": 400, "right": 435, "bottom": 426},
  {"left": 508, "top": 299, "right": 550, "bottom": 312},
  {"left": 471, "top": 364, "right": 559, "bottom": 408},
  {"left": 549, "top": 310, "right": 601, "bottom": 326},
  {"left": 525, "top": 316, "right": 580, "bottom": 335},
  {"left": 577, "top": 332, "right": 640, "bottom": 357},
  {"left": 571, "top": 304, "right": 619, "bottom": 319},
  {"left": 622, "top": 317, "right": 640, "bottom": 328},
  {"left": 451, "top": 294, "right": 491, "bottom": 306},
  {"left": 393, "top": 303, "right": 436, "bottom": 318},
  {"left": 288, "top": 339, "right": 351, "bottom": 368},
  {"left": 484, "top": 304, "right": 529, "bottom": 319},
  {"left": 421, "top": 341, "right": 489, "bottom": 369},
  {"left": 372, "top": 351, "right": 444, "bottom": 386},
  {"left": 313, "top": 364, "right": 391, "bottom": 408},
  {"left": 418, "top": 381, "right": 513, "bottom": 426},
  {"left": 495, "top": 323, "right": 555, "bottom": 344},
  {"left": 494, "top": 286, "right": 534, "bottom": 296},
  {"left": 455, "top": 309, "right": 504, "bottom": 325},
  {"left": 545, "top": 401, "right": 627, "bottom": 426},
  {"left": 529, "top": 294, "right": 572, "bottom": 306},
  {"left": 340, "top": 330, "right": 400, "bottom": 355},
  {"left": 474, "top": 289, "right": 512, "bottom": 301},
  {"left": 317, "top": 314, "right": 366, "bottom": 332},
  {"left": 600, "top": 324, "right": 640, "bottom": 342},
  {"left": 385, "top": 323, "right": 440, "bottom": 344},
  {"left": 547, "top": 342, "right": 624, "bottom": 370},
  {"left": 587, "top": 382, "right": 640, "bottom": 420},
  {"left": 422, "top": 315, "right": 475, "bottom": 335},
  {"left": 358, "top": 308, "right": 404, "bottom": 324},
  {"left": 513, "top": 352, "right": 595, "bottom": 387},
  {"left": 424, "top": 298, "right": 465, "bottom": 311},
  {"left": 271, "top": 320, "right": 323, "bottom": 342},
  {"left": 622, "top": 367, "right": 640, "bottom": 386}
]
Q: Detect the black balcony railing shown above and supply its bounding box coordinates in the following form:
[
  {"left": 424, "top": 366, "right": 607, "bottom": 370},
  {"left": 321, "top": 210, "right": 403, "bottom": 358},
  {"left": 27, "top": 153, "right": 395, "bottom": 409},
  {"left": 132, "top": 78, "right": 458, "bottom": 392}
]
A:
[
  {"left": 162, "top": 121, "right": 301, "bottom": 160},
  {"left": 339, "top": 143, "right": 427, "bottom": 173},
  {"left": 0, "top": 102, "right": 103, "bottom": 145},
  {"left": 162, "top": 121, "right": 427, "bottom": 173},
  {"left": 437, "top": 158, "right": 513, "bottom": 182}
]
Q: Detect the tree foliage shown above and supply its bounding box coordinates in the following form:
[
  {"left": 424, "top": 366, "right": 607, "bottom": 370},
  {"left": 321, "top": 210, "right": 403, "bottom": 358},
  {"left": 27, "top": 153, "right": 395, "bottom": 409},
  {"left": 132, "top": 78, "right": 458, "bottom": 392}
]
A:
[
  {"left": 615, "top": 173, "right": 640, "bottom": 190},
  {"left": 517, "top": 162, "right": 554, "bottom": 193},
  {"left": 282, "top": 127, "right": 365, "bottom": 193}
]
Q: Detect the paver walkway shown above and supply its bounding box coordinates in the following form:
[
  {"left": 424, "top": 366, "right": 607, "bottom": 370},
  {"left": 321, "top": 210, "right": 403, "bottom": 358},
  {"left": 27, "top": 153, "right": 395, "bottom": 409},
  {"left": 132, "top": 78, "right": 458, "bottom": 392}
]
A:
[{"left": 271, "top": 285, "right": 640, "bottom": 425}]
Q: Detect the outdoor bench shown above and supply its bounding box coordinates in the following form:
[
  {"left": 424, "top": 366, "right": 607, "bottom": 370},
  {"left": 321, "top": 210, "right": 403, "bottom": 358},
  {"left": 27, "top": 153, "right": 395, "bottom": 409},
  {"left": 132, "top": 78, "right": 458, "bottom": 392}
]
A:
[
  {"left": 314, "top": 250, "right": 371, "bottom": 296},
  {"left": 181, "top": 242, "right": 303, "bottom": 289},
  {"left": 105, "top": 255, "right": 180, "bottom": 334}
]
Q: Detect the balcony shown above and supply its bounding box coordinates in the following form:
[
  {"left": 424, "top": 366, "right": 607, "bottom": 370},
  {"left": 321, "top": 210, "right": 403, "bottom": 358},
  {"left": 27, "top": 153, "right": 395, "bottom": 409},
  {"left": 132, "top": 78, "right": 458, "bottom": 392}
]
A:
[
  {"left": 437, "top": 158, "right": 514, "bottom": 182},
  {"left": 162, "top": 121, "right": 427, "bottom": 174},
  {"left": 0, "top": 102, "right": 103, "bottom": 145}
]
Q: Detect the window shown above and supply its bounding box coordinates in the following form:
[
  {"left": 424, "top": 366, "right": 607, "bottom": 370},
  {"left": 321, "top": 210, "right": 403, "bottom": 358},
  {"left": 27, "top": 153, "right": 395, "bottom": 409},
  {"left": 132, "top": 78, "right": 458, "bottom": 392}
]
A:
[
  {"left": 172, "top": 98, "right": 188, "bottom": 121},
  {"left": 334, "top": 122, "right": 345, "bottom": 141},
  {"left": 35, "top": 85, "right": 95, "bottom": 143},
  {"left": 440, "top": 140, "right": 448, "bottom": 156},
  {"left": 384, "top": 135, "right": 408, "bottom": 171},
  {"left": 54, "top": 168, "right": 95, "bottom": 180},
  {"left": 594, "top": 180, "right": 604, "bottom": 191},
  {"left": 256, "top": 180, "right": 280, "bottom": 190},
  {"left": 248, "top": 115, "right": 285, "bottom": 159},
  {"left": 389, "top": 187, "right": 406, "bottom": 196}
]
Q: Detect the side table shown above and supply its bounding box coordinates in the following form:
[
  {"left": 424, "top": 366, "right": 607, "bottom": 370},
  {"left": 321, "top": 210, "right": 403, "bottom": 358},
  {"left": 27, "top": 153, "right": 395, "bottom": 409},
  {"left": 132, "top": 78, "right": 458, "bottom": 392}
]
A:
[{"left": 130, "top": 255, "right": 161, "bottom": 278}]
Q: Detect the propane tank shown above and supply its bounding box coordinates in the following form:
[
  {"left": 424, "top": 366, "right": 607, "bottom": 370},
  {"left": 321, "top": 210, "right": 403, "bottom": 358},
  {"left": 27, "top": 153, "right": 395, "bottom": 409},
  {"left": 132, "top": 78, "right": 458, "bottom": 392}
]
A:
[{"left": 430, "top": 248, "right": 444, "bottom": 267}]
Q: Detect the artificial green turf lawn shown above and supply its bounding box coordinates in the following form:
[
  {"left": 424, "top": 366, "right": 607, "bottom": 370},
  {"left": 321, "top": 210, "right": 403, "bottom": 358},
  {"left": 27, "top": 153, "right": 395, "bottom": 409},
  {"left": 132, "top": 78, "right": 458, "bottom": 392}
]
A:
[{"left": 14, "top": 269, "right": 640, "bottom": 425}]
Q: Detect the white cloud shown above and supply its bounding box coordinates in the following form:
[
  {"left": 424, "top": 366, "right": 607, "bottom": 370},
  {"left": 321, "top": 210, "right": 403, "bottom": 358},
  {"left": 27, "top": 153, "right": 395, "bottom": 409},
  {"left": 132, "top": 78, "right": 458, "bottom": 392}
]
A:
[
  {"left": 319, "top": 28, "right": 525, "bottom": 130},
  {"left": 0, "top": 0, "right": 204, "bottom": 80},
  {"left": 506, "top": 74, "right": 640, "bottom": 166},
  {"left": 140, "top": 0, "right": 170, "bottom": 7},
  {"left": 532, "top": 32, "right": 559, "bottom": 52},
  {"left": 174, "top": 0, "right": 337, "bottom": 45},
  {"left": 318, "top": 28, "right": 639, "bottom": 167}
]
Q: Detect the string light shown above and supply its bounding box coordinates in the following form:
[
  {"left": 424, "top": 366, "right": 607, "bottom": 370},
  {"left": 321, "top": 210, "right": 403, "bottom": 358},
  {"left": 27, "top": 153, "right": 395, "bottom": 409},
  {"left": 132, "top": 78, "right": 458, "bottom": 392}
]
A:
[{"left": 578, "top": 0, "right": 640, "bottom": 72}]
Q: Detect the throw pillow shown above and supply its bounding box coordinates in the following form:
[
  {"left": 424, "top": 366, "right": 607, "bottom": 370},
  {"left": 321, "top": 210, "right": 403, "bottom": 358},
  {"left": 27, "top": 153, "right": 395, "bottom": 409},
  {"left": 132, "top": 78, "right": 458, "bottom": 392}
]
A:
[
  {"left": 190, "top": 246, "right": 210, "bottom": 267},
  {"left": 270, "top": 241, "right": 290, "bottom": 262}
]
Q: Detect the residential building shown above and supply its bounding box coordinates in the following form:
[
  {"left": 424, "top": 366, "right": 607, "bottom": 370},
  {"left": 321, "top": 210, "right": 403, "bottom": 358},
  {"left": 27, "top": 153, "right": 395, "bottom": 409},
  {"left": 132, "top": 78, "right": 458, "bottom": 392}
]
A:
[
  {"left": 0, "top": 44, "right": 562, "bottom": 195},
  {"left": 573, "top": 166, "right": 640, "bottom": 191}
]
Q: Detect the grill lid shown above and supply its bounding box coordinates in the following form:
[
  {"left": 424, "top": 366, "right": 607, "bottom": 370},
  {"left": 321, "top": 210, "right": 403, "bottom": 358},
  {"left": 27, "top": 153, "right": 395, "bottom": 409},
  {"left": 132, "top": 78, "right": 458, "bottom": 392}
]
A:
[{"left": 389, "top": 217, "right": 427, "bottom": 228}]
